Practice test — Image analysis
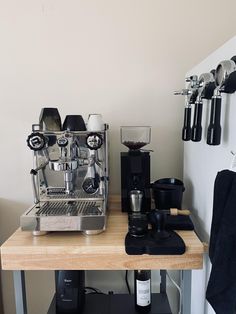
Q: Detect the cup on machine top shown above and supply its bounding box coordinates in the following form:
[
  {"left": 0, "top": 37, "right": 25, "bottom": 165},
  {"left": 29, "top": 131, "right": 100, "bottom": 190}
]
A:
[
  {"left": 62, "top": 115, "right": 86, "bottom": 131},
  {"left": 87, "top": 114, "right": 104, "bottom": 131}
]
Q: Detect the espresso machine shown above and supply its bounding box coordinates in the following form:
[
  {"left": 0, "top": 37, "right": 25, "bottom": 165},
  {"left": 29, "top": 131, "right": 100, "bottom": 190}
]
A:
[
  {"left": 21, "top": 108, "right": 109, "bottom": 235},
  {"left": 120, "top": 126, "right": 151, "bottom": 213}
]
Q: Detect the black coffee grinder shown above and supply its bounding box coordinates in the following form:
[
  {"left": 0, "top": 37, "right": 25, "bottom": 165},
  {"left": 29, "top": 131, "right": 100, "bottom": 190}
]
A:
[{"left": 120, "top": 126, "right": 151, "bottom": 213}]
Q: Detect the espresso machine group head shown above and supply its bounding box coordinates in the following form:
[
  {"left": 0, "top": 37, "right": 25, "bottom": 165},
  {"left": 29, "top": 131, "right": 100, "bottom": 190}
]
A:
[
  {"left": 120, "top": 126, "right": 151, "bottom": 213},
  {"left": 21, "top": 108, "right": 109, "bottom": 235}
]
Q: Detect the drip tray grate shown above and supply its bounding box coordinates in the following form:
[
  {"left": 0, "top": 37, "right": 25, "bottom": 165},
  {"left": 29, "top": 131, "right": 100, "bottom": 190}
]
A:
[
  {"left": 35, "top": 201, "right": 103, "bottom": 216},
  {"left": 43, "top": 188, "right": 103, "bottom": 201}
]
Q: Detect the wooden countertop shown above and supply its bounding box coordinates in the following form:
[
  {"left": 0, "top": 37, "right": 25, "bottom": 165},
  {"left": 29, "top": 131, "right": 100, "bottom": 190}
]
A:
[{"left": 0, "top": 197, "right": 204, "bottom": 270}]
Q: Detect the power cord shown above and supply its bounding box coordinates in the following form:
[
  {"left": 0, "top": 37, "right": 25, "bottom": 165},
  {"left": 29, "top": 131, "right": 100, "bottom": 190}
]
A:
[
  {"left": 85, "top": 286, "right": 106, "bottom": 295},
  {"left": 125, "top": 270, "right": 131, "bottom": 294},
  {"left": 166, "top": 272, "right": 182, "bottom": 314},
  {"left": 85, "top": 271, "right": 132, "bottom": 296}
]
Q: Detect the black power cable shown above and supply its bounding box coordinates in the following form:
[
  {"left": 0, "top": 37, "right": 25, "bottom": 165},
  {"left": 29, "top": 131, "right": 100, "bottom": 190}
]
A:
[
  {"left": 125, "top": 270, "right": 131, "bottom": 294},
  {"left": 85, "top": 286, "right": 106, "bottom": 295}
]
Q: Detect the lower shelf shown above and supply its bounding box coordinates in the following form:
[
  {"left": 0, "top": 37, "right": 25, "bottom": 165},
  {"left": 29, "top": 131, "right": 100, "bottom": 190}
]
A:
[{"left": 48, "top": 293, "right": 172, "bottom": 314}]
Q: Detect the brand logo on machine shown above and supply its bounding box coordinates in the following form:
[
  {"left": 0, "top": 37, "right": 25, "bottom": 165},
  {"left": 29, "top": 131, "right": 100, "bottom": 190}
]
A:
[{"left": 64, "top": 279, "right": 72, "bottom": 283}]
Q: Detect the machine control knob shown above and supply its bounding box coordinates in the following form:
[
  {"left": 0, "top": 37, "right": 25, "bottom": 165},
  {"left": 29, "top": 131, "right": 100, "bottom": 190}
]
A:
[
  {"left": 27, "top": 133, "right": 46, "bottom": 151},
  {"left": 86, "top": 133, "right": 103, "bottom": 150}
]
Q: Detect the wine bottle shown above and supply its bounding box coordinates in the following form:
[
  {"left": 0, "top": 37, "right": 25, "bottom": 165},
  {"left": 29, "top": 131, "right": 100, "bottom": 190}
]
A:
[{"left": 134, "top": 270, "right": 151, "bottom": 313}]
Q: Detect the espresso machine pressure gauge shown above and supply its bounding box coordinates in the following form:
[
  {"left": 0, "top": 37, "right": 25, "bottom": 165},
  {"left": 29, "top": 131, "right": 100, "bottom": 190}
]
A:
[
  {"left": 82, "top": 177, "right": 100, "bottom": 194},
  {"left": 86, "top": 133, "right": 103, "bottom": 150},
  {"left": 82, "top": 154, "right": 100, "bottom": 194}
]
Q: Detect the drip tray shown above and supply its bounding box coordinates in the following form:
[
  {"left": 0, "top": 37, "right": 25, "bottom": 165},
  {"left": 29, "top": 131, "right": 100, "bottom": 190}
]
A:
[{"left": 20, "top": 201, "right": 106, "bottom": 232}]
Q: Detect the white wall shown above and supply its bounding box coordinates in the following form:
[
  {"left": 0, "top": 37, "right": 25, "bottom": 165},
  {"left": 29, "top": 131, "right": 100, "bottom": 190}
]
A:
[
  {"left": 1, "top": 1, "right": 236, "bottom": 313},
  {"left": 184, "top": 36, "right": 236, "bottom": 314}
]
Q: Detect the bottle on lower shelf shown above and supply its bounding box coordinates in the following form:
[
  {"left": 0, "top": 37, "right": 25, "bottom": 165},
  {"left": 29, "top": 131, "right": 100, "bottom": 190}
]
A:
[{"left": 134, "top": 270, "right": 152, "bottom": 313}]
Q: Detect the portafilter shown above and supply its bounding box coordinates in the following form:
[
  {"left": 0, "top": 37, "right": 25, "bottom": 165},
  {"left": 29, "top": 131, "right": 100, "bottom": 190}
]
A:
[
  {"left": 191, "top": 71, "right": 215, "bottom": 142},
  {"left": 174, "top": 75, "right": 198, "bottom": 141},
  {"left": 207, "top": 56, "right": 236, "bottom": 145}
]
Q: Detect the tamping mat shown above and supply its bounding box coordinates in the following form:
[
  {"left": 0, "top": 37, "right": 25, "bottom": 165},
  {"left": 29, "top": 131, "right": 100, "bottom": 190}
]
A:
[
  {"left": 165, "top": 215, "right": 194, "bottom": 230},
  {"left": 125, "top": 230, "right": 186, "bottom": 255}
]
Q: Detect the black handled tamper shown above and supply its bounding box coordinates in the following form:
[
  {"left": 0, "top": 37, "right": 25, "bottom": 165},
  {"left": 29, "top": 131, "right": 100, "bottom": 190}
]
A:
[{"left": 148, "top": 210, "right": 170, "bottom": 241}]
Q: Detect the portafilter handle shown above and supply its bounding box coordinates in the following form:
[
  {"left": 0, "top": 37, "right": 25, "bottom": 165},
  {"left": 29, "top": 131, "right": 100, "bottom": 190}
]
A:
[
  {"left": 182, "top": 107, "right": 192, "bottom": 141},
  {"left": 174, "top": 90, "right": 192, "bottom": 141},
  {"left": 191, "top": 100, "right": 203, "bottom": 142},
  {"left": 207, "top": 94, "right": 222, "bottom": 145}
]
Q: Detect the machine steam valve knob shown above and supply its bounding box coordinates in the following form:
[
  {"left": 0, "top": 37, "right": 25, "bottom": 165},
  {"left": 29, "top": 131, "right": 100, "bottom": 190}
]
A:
[
  {"left": 86, "top": 133, "right": 103, "bottom": 150},
  {"left": 27, "top": 133, "right": 46, "bottom": 151},
  {"left": 57, "top": 137, "right": 68, "bottom": 147}
]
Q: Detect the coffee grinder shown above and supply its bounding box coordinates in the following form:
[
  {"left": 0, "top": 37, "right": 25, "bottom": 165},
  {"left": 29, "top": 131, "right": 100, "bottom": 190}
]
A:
[{"left": 120, "top": 126, "right": 151, "bottom": 213}]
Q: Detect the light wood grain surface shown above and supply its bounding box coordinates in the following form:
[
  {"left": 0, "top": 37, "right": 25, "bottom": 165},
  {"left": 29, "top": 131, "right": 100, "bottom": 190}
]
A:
[{"left": 0, "top": 196, "right": 204, "bottom": 270}]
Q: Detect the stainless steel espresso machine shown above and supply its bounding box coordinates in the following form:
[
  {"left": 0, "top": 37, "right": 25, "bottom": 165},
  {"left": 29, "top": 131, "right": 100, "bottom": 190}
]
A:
[{"left": 21, "top": 108, "right": 109, "bottom": 235}]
